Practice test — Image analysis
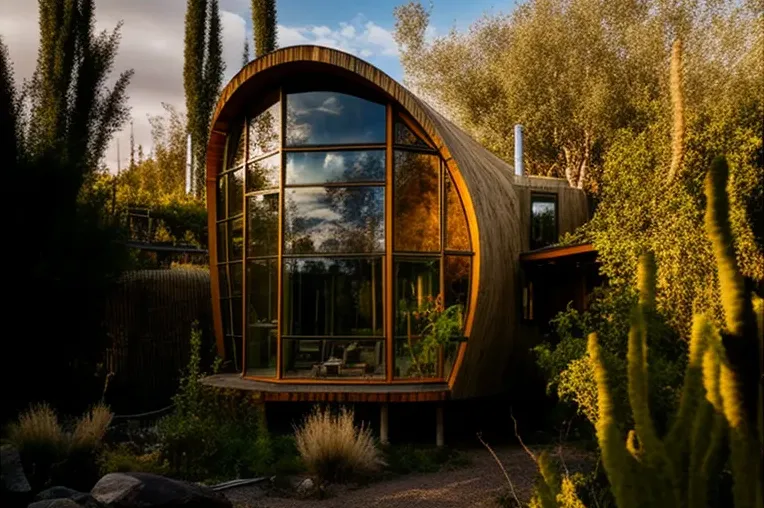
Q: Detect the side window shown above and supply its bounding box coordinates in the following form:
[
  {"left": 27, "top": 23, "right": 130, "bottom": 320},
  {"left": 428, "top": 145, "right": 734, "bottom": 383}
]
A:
[{"left": 530, "top": 193, "right": 558, "bottom": 250}]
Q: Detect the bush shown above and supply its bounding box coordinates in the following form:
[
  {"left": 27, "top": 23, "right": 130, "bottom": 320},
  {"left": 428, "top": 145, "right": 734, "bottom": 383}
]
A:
[
  {"left": 99, "top": 444, "right": 169, "bottom": 475},
  {"left": 294, "top": 406, "right": 383, "bottom": 484},
  {"left": 383, "top": 444, "right": 469, "bottom": 474},
  {"left": 7, "top": 403, "right": 113, "bottom": 491}
]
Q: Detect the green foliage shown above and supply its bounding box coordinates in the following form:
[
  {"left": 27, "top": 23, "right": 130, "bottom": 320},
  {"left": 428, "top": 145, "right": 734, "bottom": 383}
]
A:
[
  {"left": 382, "top": 444, "right": 469, "bottom": 474},
  {"left": 99, "top": 445, "right": 169, "bottom": 476},
  {"left": 251, "top": 0, "right": 277, "bottom": 57},
  {"left": 533, "top": 157, "right": 763, "bottom": 508},
  {"left": 156, "top": 325, "right": 294, "bottom": 482},
  {"left": 2, "top": 0, "right": 132, "bottom": 416},
  {"left": 184, "top": 0, "right": 224, "bottom": 198}
]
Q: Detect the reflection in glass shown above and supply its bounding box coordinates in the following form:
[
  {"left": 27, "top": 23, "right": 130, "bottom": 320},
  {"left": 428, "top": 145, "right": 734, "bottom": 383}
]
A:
[
  {"left": 247, "top": 194, "right": 278, "bottom": 257},
  {"left": 283, "top": 258, "right": 383, "bottom": 337},
  {"left": 394, "top": 121, "right": 429, "bottom": 148},
  {"left": 218, "top": 265, "right": 229, "bottom": 297},
  {"left": 394, "top": 151, "right": 440, "bottom": 251},
  {"left": 246, "top": 327, "right": 277, "bottom": 377},
  {"left": 248, "top": 102, "right": 280, "bottom": 158},
  {"left": 531, "top": 196, "right": 557, "bottom": 249},
  {"left": 231, "top": 296, "right": 243, "bottom": 336},
  {"left": 444, "top": 256, "right": 470, "bottom": 311},
  {"left": 445, "top": 173, "right": 470, "bottom": 251},
  {"left": 282, "top": 339, "right": 385, "bottom": 379},
  {"left": 284, "top": 187, "right": 384, "bottom": 253},
  {"left": 229, "top": 218, "right": 243, "bottom": 260},
  {"left": 394, "top": 258, "right": 440, "bottom": 337},
  {"left": 247, "top": 260, "right": 278, "bottom": 325},
  {"left": 217, "top": 176, "right": 226, "bottom": 219},
  {"left": 286, "top": 151, "right": 384, "bottom": 185},
  {"left": 443, "top": 341, "right": 460, "bottom": 380},
  {"left": 227, "top": 122, "right": 246, "bottom": 169},
  {"left": 228, "top": 169, "right": 244, "bottom": 217},
  {"left": 230, "top": 261, "right": 243, "bottom": 297},
  {"left": 216, "top": 223, "right": 227, "bottom": 262},
  {"left": 286, "top": 91, "right": 385, "bottom": 146},
  {"left": 220, "top": 298, "right": 232, "bottom": 336},
  {"left": 247, "top": 154, "right": 280, "bottom": 192}
]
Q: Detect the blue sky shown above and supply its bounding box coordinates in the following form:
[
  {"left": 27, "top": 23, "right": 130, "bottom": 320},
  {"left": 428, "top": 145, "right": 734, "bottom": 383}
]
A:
[{"left": 1, "top": 0, "right": 518, "bottom": 169}]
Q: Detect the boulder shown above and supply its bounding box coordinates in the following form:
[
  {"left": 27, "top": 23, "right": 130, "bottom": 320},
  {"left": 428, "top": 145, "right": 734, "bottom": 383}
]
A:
[
  {"left": 28, "top": 500, "right": 81, "bottom": 508},
  {"left": 1, "top": 445, "right": 32, "bottom": 508},
  {"left": 34, "top": 486, "right": 102, "bottom": 508},
  {"left": 90, "top": 473, "right": 231, "bottom": 508}
]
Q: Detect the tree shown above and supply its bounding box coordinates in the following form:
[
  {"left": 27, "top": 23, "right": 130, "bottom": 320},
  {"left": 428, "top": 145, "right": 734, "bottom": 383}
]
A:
[
  {"left": 184, "top": 0, "right": 223, "bottom": 198},
  {"left": 251, "top": 0, "right": 277, "bottom": 57},
  {"left": 2, "top": 0, "right": 133, "bottom": 418}
]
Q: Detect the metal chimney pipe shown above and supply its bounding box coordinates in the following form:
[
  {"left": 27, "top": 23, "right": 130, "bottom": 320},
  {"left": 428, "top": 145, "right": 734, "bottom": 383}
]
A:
[{"left": 514, "top": 124, "right": 524, "bottom": 176}]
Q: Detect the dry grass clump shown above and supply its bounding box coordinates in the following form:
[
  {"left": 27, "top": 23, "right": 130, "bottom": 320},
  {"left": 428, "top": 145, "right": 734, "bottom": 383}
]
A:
[
  {"left": 7, "top": 402, "right": 114, "bottom": 490},
  {"left": 294, "top": 406, "right": 383, "bottom": 484}
]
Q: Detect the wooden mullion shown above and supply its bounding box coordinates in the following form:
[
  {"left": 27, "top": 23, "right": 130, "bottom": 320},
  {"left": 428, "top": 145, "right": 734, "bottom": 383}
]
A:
[{"left": 385, "top": 103, "right": 394, "bottom": 382}]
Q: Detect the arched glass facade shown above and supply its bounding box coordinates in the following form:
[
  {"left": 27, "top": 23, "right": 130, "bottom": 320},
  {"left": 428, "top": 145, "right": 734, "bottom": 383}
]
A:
[{"left": 214, "top": 87, "right": 473, "bottom": 382}]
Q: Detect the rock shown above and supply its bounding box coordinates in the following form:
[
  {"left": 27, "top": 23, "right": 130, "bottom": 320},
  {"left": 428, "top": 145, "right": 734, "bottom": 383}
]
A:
[
  {"left": 1, "top": 445, "right": 31, "bottom": 493},
  {"left": 295, "top": 478, "right": 314, "bottom": 495},
  {"left": 34, "top": 486, "right": 102, "bottom": 508},
  {"left": 28, "top": 500, "right": 81, "bottom": 508},
  {"left": 90, "top": 473, "right": 231, "bottom": 508}
]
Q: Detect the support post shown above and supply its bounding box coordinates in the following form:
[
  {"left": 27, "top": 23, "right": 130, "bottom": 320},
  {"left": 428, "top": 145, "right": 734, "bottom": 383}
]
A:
[
  {"left": 436, "top": 404, "right": 444, "bottom": 447},
  {"left": 380, "top": 403, "right": 389, "bottom": 445}
]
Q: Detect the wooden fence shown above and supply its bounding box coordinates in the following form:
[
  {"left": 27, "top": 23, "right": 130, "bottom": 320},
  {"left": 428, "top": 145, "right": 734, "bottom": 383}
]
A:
[{"left": 103, "top": 269, "right": 215, "bottom": 413}]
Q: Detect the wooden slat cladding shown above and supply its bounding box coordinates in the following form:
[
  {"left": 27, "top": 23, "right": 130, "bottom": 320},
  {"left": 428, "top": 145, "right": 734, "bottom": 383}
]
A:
[{"left": 205, "top": 45, "right": 588, "bottom": 400}]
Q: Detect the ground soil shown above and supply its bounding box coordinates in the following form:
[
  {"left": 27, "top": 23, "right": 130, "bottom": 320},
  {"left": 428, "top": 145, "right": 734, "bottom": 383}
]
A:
[{"left": 223, "top": 444, "right": 593, "bottom": 508}]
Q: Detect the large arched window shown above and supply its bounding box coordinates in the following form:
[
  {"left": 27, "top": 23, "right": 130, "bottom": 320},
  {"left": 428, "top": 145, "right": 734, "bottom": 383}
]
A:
[{"left": 214, "top": 87, "right": 473, "bottom": 382}]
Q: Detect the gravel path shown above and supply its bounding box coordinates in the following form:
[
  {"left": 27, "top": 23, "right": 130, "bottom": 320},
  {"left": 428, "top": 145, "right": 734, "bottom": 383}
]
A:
[{"left": 224, "top": 445, "right": 593, "bottom": 508}]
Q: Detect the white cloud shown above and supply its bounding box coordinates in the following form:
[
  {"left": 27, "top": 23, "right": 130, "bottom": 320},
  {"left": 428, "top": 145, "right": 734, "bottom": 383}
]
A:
[{"left": 276, "top": 18, "right": 399, "bottom": 60}]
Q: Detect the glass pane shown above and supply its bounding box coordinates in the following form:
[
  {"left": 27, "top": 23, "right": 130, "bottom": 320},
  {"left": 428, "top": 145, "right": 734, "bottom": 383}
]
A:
[
  {"left": 444, "top": 256, "right": 470, "bottom": 314},
  {"left": 394, "top": 151, "right": 440, "bottom": 251},
  {"left": 445, "top": 173, "right": 470, "bottom": 251},
  {"left": 282, "top": 339, "right": 385, "bottom": 379},
  {"left": 227, "top": 123, "right": 246, "bottom": 169},
  {"left": 394, "top": 258, "right": 440, "bottom": 337},
  {"left": 284, "top": 187, "right": 384, "bottom": 254},
  {"left": 247, "top": 193, "right": 279, "bottom": 257},
  {"left": 229, "top": 217, "right": 243, "bottom": 260},
  {"left": 220, "top": 298, "right": 232, "bottom": 336},
  {"left": 286, "top": 151, "right": 385, "bottom": 185},
  {"left": 216, "top": 222, "right": 227, "bottom": 262},
  {"left": 230, "top": 261, "right": 243, "bottom": 297},
  {"left": 394, "top": 337, "right": 441, "bottom": 379},
  {"left": 247, "top": 154, "right": 280, "bottom": 192},
  {"left": 248, "top": 102, "right": 280, "bottom": 158},
  {"left": 226, "top": 335, "right": 243, "bottom": 372},
  {"left": 247, "top": 260, "right": 278, "bottom": 325},
  {"left": 283, "top": 257, "right": 384, "bottom": 336},
  {"left": 218, "top": 265, "right": 229, "bottom": 298},
  {"left": 228, "top": 168, "right": 244, "bottom": 217},
  {"left": 394, "top": 121, "right": 429, "bottom": 148},
  {"left": 245, "top": 327, "right": 277, "bottom": 378},
  {"left": 443, "top": 341, "right": 460, "bottom": 380},
  {"left": 531, "top": 196, "right": 557, "bottom": 249},
  {"left": 231, "top": 297, "right": 243, "bottom": 335},
  {"left": 216, "top": 176, "right": 227, "bottom": 219},
  {"left": 286, "top": 91, "right": 386, "bottom": 146}
]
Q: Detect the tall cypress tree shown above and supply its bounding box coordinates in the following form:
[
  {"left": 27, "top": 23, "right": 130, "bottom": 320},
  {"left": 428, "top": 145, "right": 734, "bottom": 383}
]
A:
[
  {"left": 251, "top": 0, "right": 277, "bottom": 57},
  {"left": 184, "top": 0, "right": 224, "bottom": 198}
]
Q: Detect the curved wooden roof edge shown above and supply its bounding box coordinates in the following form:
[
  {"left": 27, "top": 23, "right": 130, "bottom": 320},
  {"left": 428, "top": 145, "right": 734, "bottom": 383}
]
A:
[{"left": 205, "top": 45, "right": 522, "bottom": 399}]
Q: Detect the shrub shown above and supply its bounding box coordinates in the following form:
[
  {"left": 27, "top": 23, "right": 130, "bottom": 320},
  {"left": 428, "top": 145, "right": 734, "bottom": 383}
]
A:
[
  {"left": 383, "top": 444, "right": 469, "bottom": 474},
  {"left": 7, "top": 402, "right": 113, "bottom": 491},
  {"left": 99, "top": 444, "right": 169, "bottom": 475},
  {"left": 294, "top": 406, "right": 383, "bottom": 484}
]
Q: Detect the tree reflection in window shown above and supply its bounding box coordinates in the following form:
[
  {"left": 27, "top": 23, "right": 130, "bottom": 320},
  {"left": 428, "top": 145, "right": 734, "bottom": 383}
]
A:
[
  {"left": 247, "top": 194, "right": 278, "bottom": 257},
  {"left": 394, "top": 151, "right": 440, "bottom": 251},
  {"left": 248, "top": 101, "right": 279, "bottom": 158},
  {"left": 284, "top": 187, "right": 384, "bottom": 254},
  {"left": 227, "top": 121, "right": 246, "bottom": 169},
  {"left": 282, "top": 258, "right": 383, "bottom": 337},
  {"left": 394, "top": 121, "right": 429, "bottom": 149},
  {"left": 530, "top": 195, "right": 557, "bottom": 249},
  {"left": 286, "top": 151, "right": 384, "bottom": 185},
  {"left": 246, "top": 154, "right": 279, "bottom": 192},
  {"left": 286, "top": 91, "right": 386, "bottom": 146},
  {"left": 445, "top": 172, "right": 470, "bottom": 251}
]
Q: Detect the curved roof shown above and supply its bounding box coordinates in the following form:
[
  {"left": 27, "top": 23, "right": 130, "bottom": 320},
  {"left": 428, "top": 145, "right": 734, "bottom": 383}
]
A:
[{"left": 205, "top": 46, "right": 522, "bottom": 398}]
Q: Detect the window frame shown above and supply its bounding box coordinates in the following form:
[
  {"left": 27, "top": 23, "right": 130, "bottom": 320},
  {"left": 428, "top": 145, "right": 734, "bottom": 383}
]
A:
[{"left": 529, "top": 192, "right": 559, "bottom": 250}]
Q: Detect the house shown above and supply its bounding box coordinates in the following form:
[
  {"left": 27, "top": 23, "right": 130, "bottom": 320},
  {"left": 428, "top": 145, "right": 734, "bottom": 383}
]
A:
[{"left": 202, "top": 45, "right": 593, "bottom": 443}]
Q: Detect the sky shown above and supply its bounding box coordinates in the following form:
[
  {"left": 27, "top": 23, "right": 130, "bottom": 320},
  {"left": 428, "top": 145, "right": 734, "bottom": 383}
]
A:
[{"left": 0, "top": 0, "right": 515, "bottom": 171}]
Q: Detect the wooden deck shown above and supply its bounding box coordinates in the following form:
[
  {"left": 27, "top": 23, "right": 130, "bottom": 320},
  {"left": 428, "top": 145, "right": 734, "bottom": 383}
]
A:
[{"left": 201, "top": 374, "right": 450, "bottom": 402}]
